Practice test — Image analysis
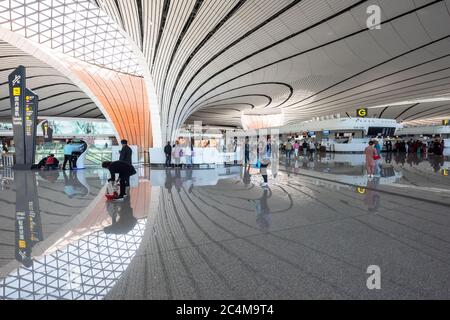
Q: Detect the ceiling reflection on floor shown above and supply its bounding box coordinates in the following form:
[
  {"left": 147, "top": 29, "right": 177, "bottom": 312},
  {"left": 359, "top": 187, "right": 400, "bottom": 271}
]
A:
[
  {"left": 1, "top": 155, "right": 449, "bottom": 299},
  {"left": 0, "top": 168, "right": 151, "bottom": 300}
]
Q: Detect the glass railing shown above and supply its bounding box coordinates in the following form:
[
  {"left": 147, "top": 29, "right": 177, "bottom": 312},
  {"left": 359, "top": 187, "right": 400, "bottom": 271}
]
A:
[{"left": 35, "top": 144, "right": 112, "bottom": 166}]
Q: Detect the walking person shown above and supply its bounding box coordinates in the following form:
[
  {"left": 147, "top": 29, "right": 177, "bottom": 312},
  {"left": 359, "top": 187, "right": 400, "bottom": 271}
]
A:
[
  {"left": 374, "top": 140, "right": 382, "bottom": 177},
  {"left": 266, "top": 138, "right": 272, "bottom": 159},
  {"left": 309, "top": 140, "right": 316, "bottom": 155},
  {"left": 244, "top": 138, "right": 250, "bottom": 165},
  {"left": 285, "top": 140, "right": 293, "bottom": 160},
  {"left": 293, "top": 141, "right": 300, "bottom": 159},
  {"left": 62, "top": 140, "right": 73, "bottom": 171},
  {"left": 102, "top": 160, "right": 137, "bottom": 201},
  {"left": 302, "top": 140, "right": 308, "bottom": 156},
  {"left": 260, "top": 157, "right": 271, "bottom": 188},
  {"left": 365, "top": 141, "right": 378, "bottom": 178},
  {"left": 164, "top": 142, "right": 172, "bottom": 168}
]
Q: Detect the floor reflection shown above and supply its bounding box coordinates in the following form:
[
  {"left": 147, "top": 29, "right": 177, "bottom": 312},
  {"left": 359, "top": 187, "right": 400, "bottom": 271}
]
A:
[
  {"left": 151, "top": 166, "right": 241, "bottom": 191},
  {"left": 104, "top": 166, "right": 450, "bottom": 300},
  {"left": 1, "top": 158, "right": 450, "bottom": 299},
  {"left": 0, "top": 168, "right": 151, "bottom": 300},
  {"left": 280, "top": 152, "right": 450, "bottom": 188},
  {"left": 104, "top": 196, "right": 137, "bottom": 235},
  {"left": 250, "top": 189, "right": 271, "bottom": 232}
]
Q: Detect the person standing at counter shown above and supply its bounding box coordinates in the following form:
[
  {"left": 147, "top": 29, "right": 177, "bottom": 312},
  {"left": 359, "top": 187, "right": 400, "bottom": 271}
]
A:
[
  {"left": 62, "top": 140, "right": 73, "bottom": 171},
  {"left": 119, "top": 140, "right": 133, "bottom": 165}
]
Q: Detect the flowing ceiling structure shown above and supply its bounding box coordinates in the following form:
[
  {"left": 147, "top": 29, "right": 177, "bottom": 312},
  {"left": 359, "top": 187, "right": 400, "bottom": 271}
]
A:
[
  {"left": 0, "top": 0, "right": 157, "bottom": 150},
  {"left": 1, "top": 0, "right": 450, "bottom": 145},
  {"left": 95, "top": 0, "right": 450, "bottom": 138},
  {"left": 0, "top": 40, "right": 102, "bottom": 119}
]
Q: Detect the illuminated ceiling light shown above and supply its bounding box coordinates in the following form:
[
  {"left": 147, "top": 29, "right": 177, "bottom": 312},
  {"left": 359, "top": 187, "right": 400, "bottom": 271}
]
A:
[
  {"left": 368, "top": 95, "right": 450, "bottom": 109},
  {"left": 241, "top": 109, "right": 285, "bottom": 131}
]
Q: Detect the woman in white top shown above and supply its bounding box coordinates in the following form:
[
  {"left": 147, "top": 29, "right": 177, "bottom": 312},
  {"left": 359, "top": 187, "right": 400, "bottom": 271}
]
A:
[{"left": 172, "top": 142, "right": 182, "bottom": 168}]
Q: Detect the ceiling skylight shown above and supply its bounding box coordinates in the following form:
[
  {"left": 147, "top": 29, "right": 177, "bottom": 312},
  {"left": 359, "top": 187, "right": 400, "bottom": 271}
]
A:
[{"left": 0, "top": 0, "right": 142, "bottom": 76}]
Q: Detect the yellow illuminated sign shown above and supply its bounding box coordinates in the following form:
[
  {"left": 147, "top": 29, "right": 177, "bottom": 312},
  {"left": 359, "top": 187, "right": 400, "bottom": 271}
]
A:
[
  {"left": 357, "top": 108, "right": 368, "bottom": 118},
  {"left": 357, "top": 187, "right": 367, "bottom": 194},
  {"left": 443, "top": 119, "right": 449, "bottom": 126},
  {"left": 18, "top": 240, "right": 26, "bottom": 249},
  {"left": 13, "top": 87, "right": 21, "bottom": 96}
]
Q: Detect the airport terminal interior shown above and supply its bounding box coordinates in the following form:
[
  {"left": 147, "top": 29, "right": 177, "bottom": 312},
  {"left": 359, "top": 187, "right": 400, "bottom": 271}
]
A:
[{"left": 1, "top": 0, "right": 450, "bottom": 300}]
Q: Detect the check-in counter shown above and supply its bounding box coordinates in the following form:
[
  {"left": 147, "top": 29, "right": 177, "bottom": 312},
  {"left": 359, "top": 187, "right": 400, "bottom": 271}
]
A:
[
  {"left": 323, "top": 139, "right": 379, "bottom": 153},
  {"left": 150, "top": 148, "right": 240, "bottom": 165}
]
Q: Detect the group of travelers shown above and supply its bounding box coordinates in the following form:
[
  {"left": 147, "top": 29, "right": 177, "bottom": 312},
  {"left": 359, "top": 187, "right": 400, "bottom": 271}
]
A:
[
  {"left": 392, "top": 139, "right": 445, "bottom": 156},
  {"left": 366, "top": 137, "right": 447, "bottom": 178},
  {"left": 164, "top": 141, "right": 194, "bottom": 168},
  {"left": 282, "top": 139, "right": 318, "bottom": 160},
  {"left": 35, "top": 139, "right": 83, "bottom": 171}
]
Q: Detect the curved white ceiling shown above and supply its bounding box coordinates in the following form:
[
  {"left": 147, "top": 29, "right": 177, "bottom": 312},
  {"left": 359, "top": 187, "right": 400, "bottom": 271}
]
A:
[
  {"left": 96, "top": 0, "right": 450, "bottom": 137},
  {"left": 1, "top": 0, "right": 450, "bottom": 140},
  {"left": 0, "top": 0, "right": 142, "bottom": 75},
  {"left": 0, "top": 40, "right": 102, "bottom": 119}
]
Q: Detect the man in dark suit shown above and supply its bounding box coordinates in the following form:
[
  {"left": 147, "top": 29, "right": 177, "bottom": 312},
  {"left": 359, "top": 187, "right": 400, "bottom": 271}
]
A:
[
  {"left": 102, "top": 161, "right": 137, "bottom": 201},
  {"left": 119, "top": 139, "right": 133, "bottom": 164},
  {"left": 164, "top": 142, "right": 172, "bottom": 168},
  {"left": 119, "top": 140, "right": 133, "bottom": 189}
]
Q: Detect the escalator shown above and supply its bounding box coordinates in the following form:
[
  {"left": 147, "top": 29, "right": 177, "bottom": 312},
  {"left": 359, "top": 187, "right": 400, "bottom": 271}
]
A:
[{"left": 35, "top": 143, "right": 112, "bottom": 167}]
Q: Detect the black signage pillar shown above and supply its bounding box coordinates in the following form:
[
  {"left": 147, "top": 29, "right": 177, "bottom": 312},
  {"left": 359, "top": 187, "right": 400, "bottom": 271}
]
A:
[
  {"left": 25, "top": 89, "right": 38, "bottom": 166},
  {"left": 8, "top": 66, "right": 38, "bottom": 170},
  {"left": 9, "top": 65, "right": 27, "bottom": 168},
  {"left": 15, "top": 171, "right": 42, "bottom": 268}
]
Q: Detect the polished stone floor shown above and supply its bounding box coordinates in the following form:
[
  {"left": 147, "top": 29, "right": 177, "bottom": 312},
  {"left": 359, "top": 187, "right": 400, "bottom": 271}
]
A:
[{"left": 1, "top": 154, "right": 450, "bottom": 300}]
